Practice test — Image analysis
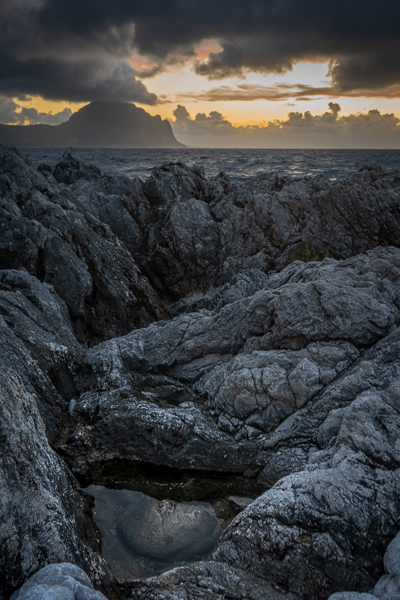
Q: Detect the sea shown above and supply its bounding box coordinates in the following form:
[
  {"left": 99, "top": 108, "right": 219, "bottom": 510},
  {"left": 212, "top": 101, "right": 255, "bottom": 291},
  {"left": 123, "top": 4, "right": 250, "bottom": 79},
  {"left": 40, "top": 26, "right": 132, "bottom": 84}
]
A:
[{"left": 22, "top": 148, "right": 400, "bottom": 183}]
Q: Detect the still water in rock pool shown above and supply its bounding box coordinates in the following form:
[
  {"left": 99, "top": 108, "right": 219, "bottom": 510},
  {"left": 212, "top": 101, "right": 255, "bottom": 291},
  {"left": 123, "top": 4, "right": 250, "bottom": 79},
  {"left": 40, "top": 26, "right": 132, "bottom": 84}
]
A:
[
  {"left": 83, "top": 464, "right": 263, "bottom": 581},
  {"left": 85, "top": 487, "right": 223, "bottom": 580}
]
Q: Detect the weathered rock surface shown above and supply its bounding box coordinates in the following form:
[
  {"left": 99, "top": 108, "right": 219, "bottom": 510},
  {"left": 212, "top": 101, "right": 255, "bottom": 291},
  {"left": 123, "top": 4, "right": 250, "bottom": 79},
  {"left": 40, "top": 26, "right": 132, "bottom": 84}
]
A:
[
  {"left": 63, "top": 246, "right": 400, "bottom": 475},
  {"left": 0, "top": 269, "right": 80, "bottom": 443},
  {"left": 0, "top": 367, "right": 111, "bottom": 598},
  {"left": 10, "top": 563, "right": 108, "bottom": 600},
  {"left": 0, "top": 145, "right": 168, "bottom": 346},
  {"left": 1, "top": 144, "right": 400, "bottom": 599},
  {"left": 127, "top": 561, "right": 295, "bottom": 600},
  {"left": 213, "top": 325, "right": 400, "bottom": 597},
  {"left": 141, "top": 162, "right": 400, "bottom": 298}
]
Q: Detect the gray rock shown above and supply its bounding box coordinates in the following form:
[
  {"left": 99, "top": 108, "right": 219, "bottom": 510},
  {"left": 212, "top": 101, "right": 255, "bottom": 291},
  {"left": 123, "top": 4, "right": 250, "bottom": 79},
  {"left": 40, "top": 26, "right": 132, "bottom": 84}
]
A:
[
  {"left": 0, "top": 269, "right": 80, "bottom": 441},
  {"left": 384, "top": 531, "right": 400, "bottom": 577},
  {"left": 141, "top": 161, "right": 400, "bottom": 298},
  {"left": 170, "top": 269, "right": 269, "bottom": 316},
  {"left": 11, "top": 563, "right": 107, "bottom": 600},
  {"left": 0, "top": 145, "right": 168, "bottom": 345},
  {"left": 87, "top": 247, "right": 400, "bottom": 388},
  {"left": 0, "top": 367, "right": 110, "bottom": 595},
  {"left": 214, "top": 375, "right": 400, "bottom": 597},
  {"left": 2, "top": 147, "right": 400, "bottom": 600},
  {"left": 365, "top": 531, "right": 400, "bottom": 600},
  {"left": 64, "top": 389, "right": 259, "bottom": 473},
  {"left": 66, "top": 248, "right": 399, "bottom": 473},
  {"left": 197, "top": 341, "right": 357, "bottom": 439},
  {"left": 328, "top": 594, "right": 378, "bottom": 600},
  {"left": 374, "top": 574, "right": 400, "bottom": 600},
  {"left": 128, "top": 560, "right": 295, "bottom": 600},
  {"left": 228, "top": 496, "right": 254, "bottom": 511}
]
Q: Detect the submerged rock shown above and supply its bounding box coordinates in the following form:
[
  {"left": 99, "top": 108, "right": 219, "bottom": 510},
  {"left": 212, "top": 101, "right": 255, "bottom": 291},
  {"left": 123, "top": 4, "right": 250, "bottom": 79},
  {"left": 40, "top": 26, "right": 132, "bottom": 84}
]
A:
[
  {"left": 84, "top": 486, "right": 222, "bottom": 581},
  {"left": 117, "top": 495, "right": 222, "bottom": 562}
]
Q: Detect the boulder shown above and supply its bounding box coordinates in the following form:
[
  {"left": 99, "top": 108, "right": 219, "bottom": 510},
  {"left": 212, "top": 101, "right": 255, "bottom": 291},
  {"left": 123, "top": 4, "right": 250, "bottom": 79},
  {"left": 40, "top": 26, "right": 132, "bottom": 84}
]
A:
[{"left": 10, "top": 563, "right": 107, "bottom": 600}]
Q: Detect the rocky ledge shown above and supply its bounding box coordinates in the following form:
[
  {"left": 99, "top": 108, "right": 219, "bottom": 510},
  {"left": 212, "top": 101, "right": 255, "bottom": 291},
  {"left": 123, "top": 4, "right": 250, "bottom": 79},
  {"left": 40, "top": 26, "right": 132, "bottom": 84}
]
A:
[{"left": 1, "top": 144, "right": 400, "bottom": 599}]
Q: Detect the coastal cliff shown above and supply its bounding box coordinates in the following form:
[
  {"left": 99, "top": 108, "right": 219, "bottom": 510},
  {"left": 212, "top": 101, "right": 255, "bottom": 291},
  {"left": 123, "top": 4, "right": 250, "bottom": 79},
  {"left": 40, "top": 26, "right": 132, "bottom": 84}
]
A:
[{"left": 1, "top": 145, "right": 400, "bottom": 600}]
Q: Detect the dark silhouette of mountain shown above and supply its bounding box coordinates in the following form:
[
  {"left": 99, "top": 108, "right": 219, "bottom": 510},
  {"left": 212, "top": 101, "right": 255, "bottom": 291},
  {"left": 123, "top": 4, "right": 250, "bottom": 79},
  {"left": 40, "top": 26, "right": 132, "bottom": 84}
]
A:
[{"left": 0, "top": 101, "right": 184, "bottom": 147}]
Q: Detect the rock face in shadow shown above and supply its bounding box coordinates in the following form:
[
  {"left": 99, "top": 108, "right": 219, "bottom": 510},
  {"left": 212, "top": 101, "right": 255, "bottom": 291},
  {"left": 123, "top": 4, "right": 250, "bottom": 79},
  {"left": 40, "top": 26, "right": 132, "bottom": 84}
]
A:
[
  {"left": 2, "top": 144, "right": 400, "bottom": 600},
  {"left": 0, "top": 367, "right": 111, "bottom": 597},
  {"left": 141, "top": 162, "right": 400, "bottom": 298},
  {"left": 0, "top": 101, "right": 184, "bottom": 148},
  {"left": 0, "top": 145, "right": 168, "bottom": 346}
]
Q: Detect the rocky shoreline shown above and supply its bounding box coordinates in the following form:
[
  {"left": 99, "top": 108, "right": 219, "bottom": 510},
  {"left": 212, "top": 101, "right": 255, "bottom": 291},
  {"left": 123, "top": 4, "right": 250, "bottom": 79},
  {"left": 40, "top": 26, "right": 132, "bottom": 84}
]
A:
[{"left": 1, "top": 144, "right": 400, "bottom": 599}]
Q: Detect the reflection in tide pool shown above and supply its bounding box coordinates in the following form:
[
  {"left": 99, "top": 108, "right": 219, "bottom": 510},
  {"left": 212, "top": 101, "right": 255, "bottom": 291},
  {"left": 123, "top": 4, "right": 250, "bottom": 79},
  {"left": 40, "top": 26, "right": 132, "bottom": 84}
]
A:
[{"left": 85, "top": 486, "right": 223, "bottom": 581}]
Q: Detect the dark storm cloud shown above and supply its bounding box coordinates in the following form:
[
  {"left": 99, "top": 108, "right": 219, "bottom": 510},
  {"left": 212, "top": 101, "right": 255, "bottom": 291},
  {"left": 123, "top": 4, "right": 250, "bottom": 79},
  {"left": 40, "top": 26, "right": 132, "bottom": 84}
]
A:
[
  {"left": 0, "top": 97, "right": 22, "bottom": 124},
  {"left": 0, "top": 53, "right": 158, "bottom": 104},
  {"left": 1, "top": 0, "right": 399, "bottom": 101},
  {"left": 0, "top": 1, "right": 157, "bottom": 103}
]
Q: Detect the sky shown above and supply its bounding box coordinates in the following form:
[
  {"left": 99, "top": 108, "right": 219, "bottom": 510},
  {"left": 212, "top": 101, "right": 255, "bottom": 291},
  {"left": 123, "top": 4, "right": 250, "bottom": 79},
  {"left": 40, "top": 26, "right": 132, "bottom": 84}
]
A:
[{"left": 0, "top": 0, "right": 399, "bottom": 148}]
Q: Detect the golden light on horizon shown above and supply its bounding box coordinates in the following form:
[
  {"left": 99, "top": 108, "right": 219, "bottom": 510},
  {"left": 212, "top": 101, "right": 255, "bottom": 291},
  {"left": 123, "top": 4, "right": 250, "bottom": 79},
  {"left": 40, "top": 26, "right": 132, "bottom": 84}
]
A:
[
  {"left": 15, "top": 95, "right": 84, "bottom": 117},
  {"left": 6, "top": 60, "right": 400, "bottom": 136}
]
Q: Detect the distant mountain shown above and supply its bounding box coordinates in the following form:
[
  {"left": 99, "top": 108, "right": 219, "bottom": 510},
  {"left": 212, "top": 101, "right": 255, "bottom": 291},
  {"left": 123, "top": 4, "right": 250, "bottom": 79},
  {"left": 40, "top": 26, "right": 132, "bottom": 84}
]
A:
[{"left": 0, "top": 101, "right": 184, "bottom": 148}]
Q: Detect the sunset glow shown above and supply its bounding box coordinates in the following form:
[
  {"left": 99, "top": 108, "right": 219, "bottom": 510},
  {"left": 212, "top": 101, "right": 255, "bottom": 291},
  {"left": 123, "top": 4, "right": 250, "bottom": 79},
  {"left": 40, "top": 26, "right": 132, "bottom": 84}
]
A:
[{"left": 0, "top": 0, "right": 399, "bottom": 146}]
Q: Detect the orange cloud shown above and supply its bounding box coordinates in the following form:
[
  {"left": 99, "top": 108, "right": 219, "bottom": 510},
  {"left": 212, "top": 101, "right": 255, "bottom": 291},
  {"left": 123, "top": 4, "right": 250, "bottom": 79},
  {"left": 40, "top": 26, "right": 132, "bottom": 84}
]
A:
[
  {"left": 194, "top": 39, "right": 223, "bottom": 61},
  {"left": 176, "top": 83, "right": 400, "bottom": 103}
]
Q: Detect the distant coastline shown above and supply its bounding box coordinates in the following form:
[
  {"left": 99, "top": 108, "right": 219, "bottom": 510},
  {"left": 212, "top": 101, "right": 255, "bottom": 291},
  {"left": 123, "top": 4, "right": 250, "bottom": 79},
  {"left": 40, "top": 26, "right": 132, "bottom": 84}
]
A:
[{"left": 0, "top": 101, "right": 184, "bottom": 148}]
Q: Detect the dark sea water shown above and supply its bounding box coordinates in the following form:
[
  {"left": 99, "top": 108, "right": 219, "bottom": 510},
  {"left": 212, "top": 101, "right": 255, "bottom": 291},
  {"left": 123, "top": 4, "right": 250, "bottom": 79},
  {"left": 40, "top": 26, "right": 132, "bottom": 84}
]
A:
[{"left": 23, "top": 147, "right": 400, "bottom": 183}]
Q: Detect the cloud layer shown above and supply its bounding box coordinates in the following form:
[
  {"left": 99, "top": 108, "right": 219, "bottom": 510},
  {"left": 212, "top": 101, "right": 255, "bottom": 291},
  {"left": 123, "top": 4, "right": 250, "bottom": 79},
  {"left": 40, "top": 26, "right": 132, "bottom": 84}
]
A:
[
  {"left": 0, "top": 1, "right": 157, "bottom": 103},
  {"left": 171, "top": 103, "right": 400, "bottom": 148},
  {"left": 0, "top": 96, "right": 71, "bottom": 125},
  {"left": 0, "top": 0, "right": 399, "bottom": 103}
]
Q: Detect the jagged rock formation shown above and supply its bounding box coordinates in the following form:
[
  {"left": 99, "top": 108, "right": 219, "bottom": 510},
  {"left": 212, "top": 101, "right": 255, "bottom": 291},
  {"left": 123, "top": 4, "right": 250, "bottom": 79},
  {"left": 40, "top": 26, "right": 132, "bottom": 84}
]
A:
[
  {"left": 2, "top": 144, "right": 400, "bottom": 600},
  {"left": 0, "top": 101, "right": 184, "bottom": 148},
  {"left": 0, "top": 145, "right": 168, "bottom": 347}
]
